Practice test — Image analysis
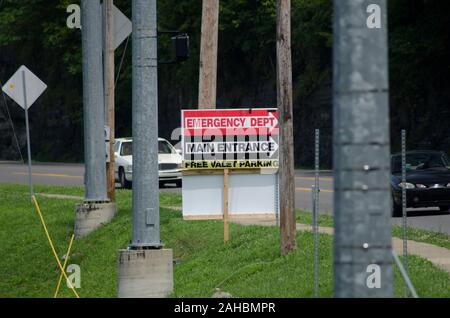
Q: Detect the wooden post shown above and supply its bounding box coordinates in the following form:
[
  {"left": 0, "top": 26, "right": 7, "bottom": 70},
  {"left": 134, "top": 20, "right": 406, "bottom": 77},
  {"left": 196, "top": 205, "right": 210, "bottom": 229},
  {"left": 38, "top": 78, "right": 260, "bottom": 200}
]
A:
[
  {"left": 198, "top": 0, "right": 219, "bottom": 109},
  {"left": 276, "top": 0, "right": 296, "bottom": 256},
  {"left": 104, "top": 0, "right": 115, "bottom": 202},
  {"left": 223, "top": 168, "right": 229, "bottom": 242}
]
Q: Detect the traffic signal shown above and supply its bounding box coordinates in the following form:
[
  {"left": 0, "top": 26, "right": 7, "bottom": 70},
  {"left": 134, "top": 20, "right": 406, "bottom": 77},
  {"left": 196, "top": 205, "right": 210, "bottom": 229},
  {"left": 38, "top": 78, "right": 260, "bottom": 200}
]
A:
[{"left": 171, "top": 33, "right": 189, "bottom": 63}]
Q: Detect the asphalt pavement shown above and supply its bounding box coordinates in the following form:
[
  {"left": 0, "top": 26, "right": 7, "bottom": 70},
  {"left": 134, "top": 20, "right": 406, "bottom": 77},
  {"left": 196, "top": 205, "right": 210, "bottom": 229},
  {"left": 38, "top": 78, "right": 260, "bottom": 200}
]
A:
[{"left": 1, "top": 162, "right": 449, "bottom": 234}]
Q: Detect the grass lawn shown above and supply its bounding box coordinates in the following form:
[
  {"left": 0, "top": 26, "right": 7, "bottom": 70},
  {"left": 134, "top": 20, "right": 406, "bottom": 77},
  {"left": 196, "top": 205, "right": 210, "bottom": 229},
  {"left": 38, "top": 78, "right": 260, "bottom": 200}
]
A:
[
  {"left": 296, "top": 212, "right": 450, "bottom": 250},
  {"left": 0, "top": 184, "right": 449, "bottom": 298}
]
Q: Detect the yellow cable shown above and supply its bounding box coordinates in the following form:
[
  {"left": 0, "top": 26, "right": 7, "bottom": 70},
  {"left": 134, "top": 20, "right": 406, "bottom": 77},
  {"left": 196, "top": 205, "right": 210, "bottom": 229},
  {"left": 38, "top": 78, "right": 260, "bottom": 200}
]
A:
[
  {"left": 54, "top": 234, "right": 75, "bottom": 298},
  {"left": 31, "top": 195, "right": 80, "bottom": 298}
]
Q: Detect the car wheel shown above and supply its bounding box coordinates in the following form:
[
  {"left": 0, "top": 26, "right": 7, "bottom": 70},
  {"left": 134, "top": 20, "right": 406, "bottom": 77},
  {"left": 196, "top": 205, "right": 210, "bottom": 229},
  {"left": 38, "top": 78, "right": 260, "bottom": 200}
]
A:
[
  {"left": 119, "top": 168, "right": 131, "bottom": 189},
  {"left": 392, "top": 199, "right": 402, "bottom": 217},
  {"left": 439, "top": 206, "right": 450, "bottom": 212},
  {"left": 175, "top": 179, "right": 182, "bottom": 188}
]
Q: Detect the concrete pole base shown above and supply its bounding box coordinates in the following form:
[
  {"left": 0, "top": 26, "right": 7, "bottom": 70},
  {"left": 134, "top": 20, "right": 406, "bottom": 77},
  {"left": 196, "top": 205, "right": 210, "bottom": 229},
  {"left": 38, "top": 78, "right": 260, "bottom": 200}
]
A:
[
  {"left": 118, "top": 249, "right": 174, "bottom": 298},
  {"left": 74, "top": 202, "right": 116, "bottom": 239}
]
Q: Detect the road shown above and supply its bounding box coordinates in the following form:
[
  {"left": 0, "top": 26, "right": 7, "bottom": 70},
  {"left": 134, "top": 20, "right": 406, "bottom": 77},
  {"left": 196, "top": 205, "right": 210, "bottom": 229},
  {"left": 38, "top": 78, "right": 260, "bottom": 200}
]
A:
[{"left": 1, "top": 162, "right": 450, "bottom": 234}]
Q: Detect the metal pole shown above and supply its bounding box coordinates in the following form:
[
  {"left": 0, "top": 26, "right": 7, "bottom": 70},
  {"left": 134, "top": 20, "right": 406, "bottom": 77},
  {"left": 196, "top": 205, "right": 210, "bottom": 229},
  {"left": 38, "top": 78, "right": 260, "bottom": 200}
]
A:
[
  {"left": 22, "top": 70, "right": 33, "bottom": 199},
  {"left": 81, "top": 0, "right": 108, "bottom": 202},
  {"left": 277, "top": 0, "right": 296, "bottom": 256},
  {"left": 392, "top": 250, "right": 418, "bottom": 298},
  {"left": 401, "top": 129, "right": 408, "bottom": 296},
  {"left": 333, "top": 0, "right": 393, "bottom": 297},
  {"left": 104, "top": 0, "right": 116, "bottom": 202},
  {"left": 130, "top": 0, "right": 161, "bottom": 248},
  {"left": 313, "top": 129, "right": 320, "bottom": 297},
  {"left": 314, "top": 129, "right": 320, "bottom": 216},
  {"left": 311, "top": 185, "right": 319, "bottom": 298}
]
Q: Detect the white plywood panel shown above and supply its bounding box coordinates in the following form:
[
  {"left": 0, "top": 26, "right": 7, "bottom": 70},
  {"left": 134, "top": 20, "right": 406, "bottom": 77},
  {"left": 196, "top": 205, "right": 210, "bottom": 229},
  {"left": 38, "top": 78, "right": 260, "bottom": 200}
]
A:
[
  {"left": 182, "top": 175, "right": 224, "bottom": 217},
  {"left": 182, "top": 173, "right": 278, "bottom": 219},
  {"left": 228, "top": 174, "right": 277, "bottom": 215}
]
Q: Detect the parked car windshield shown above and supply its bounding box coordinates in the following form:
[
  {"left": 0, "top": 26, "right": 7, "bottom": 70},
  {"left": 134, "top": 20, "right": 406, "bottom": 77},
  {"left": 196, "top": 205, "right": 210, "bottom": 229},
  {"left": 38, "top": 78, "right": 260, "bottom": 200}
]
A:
[
  {"left": 114, "top": 141, "right": 121, "bottom": 153},
  {"left": 159, "top": 140, "right": 174, "bottom": 154},
  {"left": 392, "top": 152, "right": 450, "bottom": 173},
  {"left": 119, "top": 140, "right": 174, "bottom": 156},
  {"left": 121, "top": 141, "right": 132, "bottom": 156}
]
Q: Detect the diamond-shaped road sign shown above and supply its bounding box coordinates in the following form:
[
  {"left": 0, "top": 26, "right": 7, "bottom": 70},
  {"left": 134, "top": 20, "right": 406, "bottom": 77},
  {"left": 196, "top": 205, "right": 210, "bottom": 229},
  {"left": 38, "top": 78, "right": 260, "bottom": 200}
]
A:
[
  {"left": 2, "top": 65, "right": 47, "bottom": 110},
  {"left": 113, "top": 5, "right": 132, "bottom": 50}
]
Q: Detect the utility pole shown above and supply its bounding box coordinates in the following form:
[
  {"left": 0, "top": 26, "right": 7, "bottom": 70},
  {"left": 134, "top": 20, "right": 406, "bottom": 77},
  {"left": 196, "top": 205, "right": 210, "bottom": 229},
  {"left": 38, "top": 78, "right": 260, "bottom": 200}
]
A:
[
  {"left": 129, "top": 0, "right": 160, "bottom": 249},
  {"left": 198, "top": 0, "right": 219, "bottom": 109},
  {"left": 118, "top": 0, "right": 173, "bottom": 298},
  {"left": 104, "top": 0, "right": 115, "bottom": 202},
  {"left": 75, "top": 0, "right": 115, "bottom": 239},
  {"left": 333, "top": 0, "right": 393, "bottom": 297},
  {"left": 81, "top": 0, "right": 108, "bottom": 203},
  {"left": 276, "top": 0, "right": 296, "bottom": 256}
]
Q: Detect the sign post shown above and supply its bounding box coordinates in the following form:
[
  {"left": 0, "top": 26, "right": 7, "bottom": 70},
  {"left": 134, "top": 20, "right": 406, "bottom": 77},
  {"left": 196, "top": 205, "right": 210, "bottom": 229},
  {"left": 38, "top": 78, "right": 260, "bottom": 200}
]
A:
[
  {"left": 182, "top": 109, "right": 279, "bottom": 170},
  {"left": 181, "top": 108, "right": 279, "bottom": 223},
  {"left": 313, "top": 128, "right": 320, "bottom": 298},
  {"left": 223, "top": 168, "right": 229, "bottom": 242},
  {"left": 22, "top": 70, "right": 33, "bottom": 198},
  {"left": 401, "top": 129, "right": 408, "bottom": 297},
  {"left": 2, "top": 66, "right": 47, "bottom": 199}
]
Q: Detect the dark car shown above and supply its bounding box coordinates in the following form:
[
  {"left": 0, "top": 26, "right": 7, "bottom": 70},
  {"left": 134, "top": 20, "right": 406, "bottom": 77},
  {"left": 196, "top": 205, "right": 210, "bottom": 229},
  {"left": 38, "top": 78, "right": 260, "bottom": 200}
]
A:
[{"left": 391, "top": 151, "right": 450, "bottom": 216}]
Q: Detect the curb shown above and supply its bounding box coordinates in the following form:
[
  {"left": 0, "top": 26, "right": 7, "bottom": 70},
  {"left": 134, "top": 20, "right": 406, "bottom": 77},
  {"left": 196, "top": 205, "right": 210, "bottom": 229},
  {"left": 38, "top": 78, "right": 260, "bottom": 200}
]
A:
[{"left": 35, "top": 193, "right": 83, "bottom": 201}]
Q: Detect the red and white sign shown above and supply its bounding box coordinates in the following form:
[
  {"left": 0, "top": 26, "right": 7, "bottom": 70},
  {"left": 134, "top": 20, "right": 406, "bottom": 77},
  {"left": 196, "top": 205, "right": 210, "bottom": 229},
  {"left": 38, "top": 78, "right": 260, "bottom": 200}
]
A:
[
  {"left": 182, "top": 109, "right": 279, "bottom": 169},
  {"left": 183, "top": 109, "right": 279, "bottom": 136}
]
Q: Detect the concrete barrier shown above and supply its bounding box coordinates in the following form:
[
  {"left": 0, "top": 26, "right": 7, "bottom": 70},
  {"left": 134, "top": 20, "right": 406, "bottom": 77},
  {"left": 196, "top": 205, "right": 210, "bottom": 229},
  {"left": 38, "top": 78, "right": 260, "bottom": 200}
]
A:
[
  {"left": 118, "top": 249, "right": 174, "bottom": 298},
  {"left": 74, "top": 202, "right": 116, "bottom": 238}
]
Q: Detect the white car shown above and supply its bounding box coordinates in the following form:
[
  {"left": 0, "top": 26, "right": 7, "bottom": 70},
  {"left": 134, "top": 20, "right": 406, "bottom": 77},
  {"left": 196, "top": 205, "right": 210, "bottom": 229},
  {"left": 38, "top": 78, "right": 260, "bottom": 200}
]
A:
[{"left": 114, "top": 138, "right": 183, "bottom": 189}]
